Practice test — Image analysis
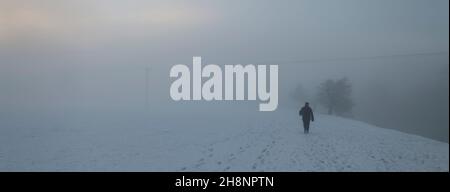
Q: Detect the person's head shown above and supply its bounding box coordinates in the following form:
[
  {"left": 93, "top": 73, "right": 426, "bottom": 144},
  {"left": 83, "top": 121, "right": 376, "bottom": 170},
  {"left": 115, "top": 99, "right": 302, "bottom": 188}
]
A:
[{"left": 305, "top": 102, "right": 309, "bottom": 107}]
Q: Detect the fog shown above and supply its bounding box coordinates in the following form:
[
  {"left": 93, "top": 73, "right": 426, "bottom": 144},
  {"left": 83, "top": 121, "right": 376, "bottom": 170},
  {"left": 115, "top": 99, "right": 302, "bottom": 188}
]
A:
[{"left": 0, "top": 0, "right": 448, "bottom": 142}]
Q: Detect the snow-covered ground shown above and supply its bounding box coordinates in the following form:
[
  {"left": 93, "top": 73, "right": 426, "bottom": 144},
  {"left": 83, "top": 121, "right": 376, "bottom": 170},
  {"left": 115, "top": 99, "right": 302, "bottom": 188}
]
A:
[{"left": 0, "top": 109, "right": 448, "bottom": 171}]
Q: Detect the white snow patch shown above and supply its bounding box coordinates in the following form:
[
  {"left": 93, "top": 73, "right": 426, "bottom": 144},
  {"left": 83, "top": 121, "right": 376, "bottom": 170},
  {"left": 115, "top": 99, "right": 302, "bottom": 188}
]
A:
[{"left": 0, "top": 110, "right": 448, "bottom": 171}]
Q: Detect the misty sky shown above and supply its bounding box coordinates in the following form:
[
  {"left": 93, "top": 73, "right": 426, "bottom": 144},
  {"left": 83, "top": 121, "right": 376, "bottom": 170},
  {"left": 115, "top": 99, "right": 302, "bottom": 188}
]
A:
[
  {"left": 0, "top": 0, "right": 448, "bottom": 141},
  {"left": 1, "top": 0, "right": 448, "bottom": 55}
]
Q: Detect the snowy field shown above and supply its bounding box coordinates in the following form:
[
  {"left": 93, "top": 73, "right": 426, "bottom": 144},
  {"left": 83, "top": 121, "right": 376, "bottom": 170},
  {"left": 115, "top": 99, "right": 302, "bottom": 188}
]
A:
[{"left": 0, "top": 109, "right": 448, "bottom": 171}]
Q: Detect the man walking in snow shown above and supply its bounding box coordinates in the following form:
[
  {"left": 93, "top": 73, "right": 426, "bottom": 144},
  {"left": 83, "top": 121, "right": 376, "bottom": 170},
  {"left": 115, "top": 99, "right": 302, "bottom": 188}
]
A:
[{"left": 299, "top": 102, "right": 314, "bottom": 134}]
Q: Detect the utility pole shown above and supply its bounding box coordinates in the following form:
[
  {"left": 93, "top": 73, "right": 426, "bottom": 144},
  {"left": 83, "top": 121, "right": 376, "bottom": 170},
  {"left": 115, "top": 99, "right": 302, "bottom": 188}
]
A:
[{"left": 145, "top": 67, "right": 150, "bottom": 111}]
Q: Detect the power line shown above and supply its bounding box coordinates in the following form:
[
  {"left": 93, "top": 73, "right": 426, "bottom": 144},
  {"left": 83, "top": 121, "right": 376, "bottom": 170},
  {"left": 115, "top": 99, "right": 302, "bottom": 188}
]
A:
[{"left": 255, "top": 51, "right": 448, "bottom": 65}]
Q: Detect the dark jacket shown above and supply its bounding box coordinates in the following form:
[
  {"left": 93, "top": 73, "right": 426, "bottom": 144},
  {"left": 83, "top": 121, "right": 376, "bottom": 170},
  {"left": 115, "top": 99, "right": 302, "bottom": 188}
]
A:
[{"left": 299, "top": 106, "right": 314, "bottom": 122}]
